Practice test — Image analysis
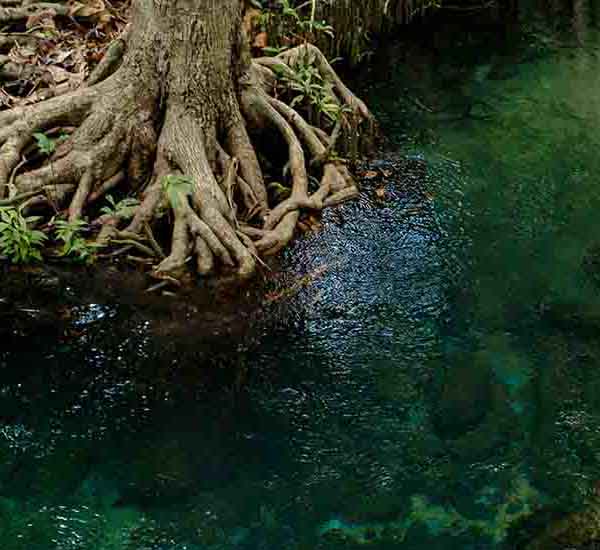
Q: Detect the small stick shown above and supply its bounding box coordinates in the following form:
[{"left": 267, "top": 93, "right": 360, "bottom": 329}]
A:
[
  {"left": 97, "top": 245, "right": 133, "bottom": 258},
  {"left": 111, "top": 239, "right": 155, "bottom": 257},
  {"left": 145, "top": 280, "right": 170, "bottom": 293},
  {"left": 143, "top": 222, "right": 166, "bottom": 258}
]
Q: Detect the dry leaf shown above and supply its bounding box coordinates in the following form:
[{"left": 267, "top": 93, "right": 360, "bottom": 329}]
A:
[
  {"left": 42, "top": 65, "right": 72, "bottom": 84},
  {"left": 70, "top": 0, "right": 112, "bottom": 24},
  {"left": 254, "top": 32, "right": 268, "bottom": 50},
  {"left": 26, "top": 10, "right": 57, "bottom": 30}
]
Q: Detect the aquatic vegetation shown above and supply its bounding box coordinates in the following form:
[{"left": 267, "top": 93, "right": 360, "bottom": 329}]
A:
[{"left": 319, "top": 476, "right": 543, "bottom": 545}]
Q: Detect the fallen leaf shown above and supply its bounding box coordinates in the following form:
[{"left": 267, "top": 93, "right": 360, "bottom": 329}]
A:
[
  {"left": 41, "top": 65, "right": 73, "bottom": 84},
  {"left": 70, "top": 0, "right": 112, "bottom": 24},
  {"left": 26, "top": 10, "right": 57, "bottom": 30},
  {"left": 254, "top": 32, "right": 268, "bottom": 50}
]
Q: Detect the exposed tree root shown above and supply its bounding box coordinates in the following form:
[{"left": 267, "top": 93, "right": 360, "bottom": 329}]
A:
[
  {"left": 0, "top": 17, "right": 375, "bottom": 282},
  {"left": 0, "top": 1, "right": 69, "bottom": 25}
]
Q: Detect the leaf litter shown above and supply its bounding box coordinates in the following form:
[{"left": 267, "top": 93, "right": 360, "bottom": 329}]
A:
[{"left": 0, "top": 0, "right": 129, "bottom": 110}]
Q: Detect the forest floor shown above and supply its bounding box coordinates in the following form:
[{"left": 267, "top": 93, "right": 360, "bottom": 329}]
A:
[{"left": 0, "top": 0, "right": 129, "bottom": 111}]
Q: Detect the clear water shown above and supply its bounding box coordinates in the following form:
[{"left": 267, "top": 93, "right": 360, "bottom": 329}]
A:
[{"left": 2, "top": 7, "right": 600, "bottom": 549}]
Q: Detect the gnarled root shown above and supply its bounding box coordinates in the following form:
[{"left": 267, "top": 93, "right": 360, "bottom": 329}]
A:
[
  {"left": 0, "top": 1, "right": 69, "bottom": 25},
  {"left": 0, "top": 41, "right": 375, "bottom": 281}
]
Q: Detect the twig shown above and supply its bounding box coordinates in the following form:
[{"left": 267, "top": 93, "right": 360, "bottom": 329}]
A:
[
  {"left": 0, "top": 187, "right": 46, "bottom": 206},
  {"left": 111, "top": 238, "right": 155, "bottom": 257},
  {"left": 7, "top": 155, "right": 26, "bottom": 197},
  {"left": 143, "top": 222, "right": 165, "bottom": 258},
  {"left": 125, "top": 254, "right": 154, "bottom": 265},
  {"left": 97, "top": 244, "right": 133, "bottom": 258}
]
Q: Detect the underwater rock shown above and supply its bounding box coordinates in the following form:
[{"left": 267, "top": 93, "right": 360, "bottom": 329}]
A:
[
  {"left": 583, "top": 243, "right": 600, "bottom": 287},
  {"left": 444, "top": 417, "right": 507, "bottom": 460},
  {"left": 10, "top": 444, "right": 94, "bottom": 501},
  {"left": 433, "top": 353, "right": 491, "bottom": 438},
  {"left": 540, "top": 301, "right": 600, "bottom": 335},
  {"left": 114, "top": 439, "right": 198, "bottom": 504},
  {"left": 523, "top": 500, "right": 600, "bottom": 550}
]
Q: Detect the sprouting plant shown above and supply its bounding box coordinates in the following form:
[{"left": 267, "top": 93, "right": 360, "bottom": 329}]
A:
[
  {"left": 410, "top": 0, "right": 443, "bottom": 18},
  {"left": 298, "top": 0, "right": 333, "bottom": 38},
  {"left": 0, "top": 207, "right": 47, "bottom": 263},
  {"left": 258, "top": 0, "right": 334, "bottom": 55},
  {"left": 100, "top": 195, "right": 140, "bottom": 219},
  {"left": 33, "top": 132, "right": 56, "bottom": 156},
  {"left": 162, "top": 174, "right": 194, "bottom": 209},
  {"left": 53, "top": 219, "right": 99, "bottom": 263},
  {"left": 302, "top": 18, "right": 334, "bottom": 38},
  {"left": 268, "top": 181, "right": 291, "bottom": 201},
  {"left": 33, "top": 131, "right": 70, "bottom": 157},
  {"left": 279, "top": 59, "right": 345, "bottom": 124}
]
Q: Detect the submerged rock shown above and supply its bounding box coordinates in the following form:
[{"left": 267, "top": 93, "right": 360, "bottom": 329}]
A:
[
  {"left": 432, "top": 352, "right": 492, "bottom": 439},
  {"left": 540, "top": 301, "right": 600, "bottom": 335},
  {"left": 523, "top": 500, "right": 600, "bottom": 550}
]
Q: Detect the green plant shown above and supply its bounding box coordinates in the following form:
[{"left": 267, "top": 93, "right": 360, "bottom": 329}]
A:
[
  {"left": 100, "top": 195, "right": 140, "bottom": 219},
  {"left": 162, "top": 174, "right": 194, "bottom": 209},
  {"left": 33, "top": 132, "right": 57, "bottom": 156},
  {"left": 33, "top": 131, "right": 69, "bottom": 157},
  {"left": 0, "top": 207, "right": 47, "bottom": 263},
  {"left": 279, "top": 59, "right": 346, "bottom": 125},
  {"left": 268, "top": 181, "right": 291, "bottom": 201},
  {"left": 410, "top": 0, "right": 442, "bottom": 18},
  {"left": 53, "top": 219, "right": 99, "bottom": 263},
  {"left": 259, "top": 0, "right": 334, "bottom": 55},
  {"left": 262, "top": 44, "right": 290, "bottom": 56}
]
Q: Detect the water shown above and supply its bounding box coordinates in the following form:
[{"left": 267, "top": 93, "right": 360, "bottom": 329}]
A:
[{"left": 3, "top": 7, "right": 600, "bottom": 549}]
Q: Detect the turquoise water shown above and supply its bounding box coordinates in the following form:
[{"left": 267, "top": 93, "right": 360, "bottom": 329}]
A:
[{"left": 3, "top": 7, "right": 600, "bottom": 549}]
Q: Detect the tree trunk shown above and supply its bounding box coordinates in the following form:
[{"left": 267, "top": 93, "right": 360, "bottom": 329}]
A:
[{"left": 0, "top": 0, "right": 375, "bottom": 282}]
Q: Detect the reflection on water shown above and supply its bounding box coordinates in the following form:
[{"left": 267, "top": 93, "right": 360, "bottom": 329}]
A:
[{"left": 3, "top": 7, "right": 600, "bottom": 550}]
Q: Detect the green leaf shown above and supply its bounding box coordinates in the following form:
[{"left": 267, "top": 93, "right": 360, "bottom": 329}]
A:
[
  {"left": 162, "top": 175, "right": 194, "bottom": 209},
  {"left": 0, "top": 206, "right": 46, "bottom": 263},
  {"left": 290, "top": 96, "right": 304, "bottom": 108},
  {"left": 33, "top": 132, "right": 56, "bottom": 156},
  {"left": 263, "top": 46, "right": 288, "bottom": 56}
]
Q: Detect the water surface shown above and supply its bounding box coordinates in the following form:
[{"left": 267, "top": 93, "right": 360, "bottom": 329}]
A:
[{"left": 2, "top": 8, "right": 600, "bottom": 549}]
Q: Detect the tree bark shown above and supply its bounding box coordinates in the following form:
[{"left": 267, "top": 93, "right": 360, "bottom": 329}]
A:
[{"left": 0, "top": 0, "right": 376, "bottom": 282}]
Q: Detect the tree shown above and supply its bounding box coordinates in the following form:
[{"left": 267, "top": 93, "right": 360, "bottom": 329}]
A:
[{"left": 0, "top": 0, "right": 375, "bottom": 279}]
